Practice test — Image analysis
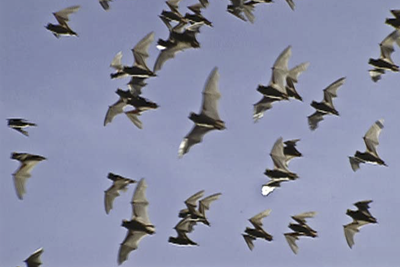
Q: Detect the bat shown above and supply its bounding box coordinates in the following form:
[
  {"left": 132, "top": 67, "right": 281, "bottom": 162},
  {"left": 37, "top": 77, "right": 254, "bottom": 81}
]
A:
[
  {"left": 242, "top": 209, "right": 273, "bottom": 250},
  {"left": 168, "top": 217, "right": 198, "bottom": 246},
  {"left": 284, "top": 211, "right": 317, "bottom": 254},
  {"left": 178, "top": 67, "right": 225, "bottom": 158},
  {"left": 24, "top": 248, "right": 44, "bottom": 267},
  {"left": 264, "top": 137, "right": 298, "bottom": 179},
  {"left": 45, "top": 6, "right": 80, "bottom": 38},
  {"left": 184, "top": 3, "right": 213, "bottom": 27},
  {"left": 285, "top": 62, "right": 310, "bottom": 101},
  {"left": 104, "top": 173, "right": 136, "bottom": 214},
  {"left": 349, "top": 119, "right": 387, "bottom": 171},
  {"left": 118, "top": 178, "right": 154, "bottom": 265},
  {"left": 386, "top": 10, "right": 400, "bottom": 29},
  {"left": 7, "top": 118, "right": 36, "bottom": 137},
  {"left": 11, "top": 152, "right": 46, "bottom": 200},
  {"left": 308, "top": 77, "right": 346, "bottom": 130}
]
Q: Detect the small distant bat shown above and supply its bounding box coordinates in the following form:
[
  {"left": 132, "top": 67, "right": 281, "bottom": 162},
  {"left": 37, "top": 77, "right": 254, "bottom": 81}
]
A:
[
  {"left": 185, "top": 3, "right": 213, "bottom": 27},
  {"left": 45, "top": 6, "right": 80, "bottom": 38},
  {"left": 344, "top": 200, "right": 377, "bottom": 248},
  {"left": 242, "top": 209, "right": 273, "bottom": 251},
  {"left": 7, "top": 118, "right": 36, "bottom": 137},
  {"left": 198, "top": 193, "right": 222, "bottom": 225},
  {"left": 178, "top": 67, "right": 225, "bottom": 158},
  {"left": 179, "top": 190, "right": 205, "bottom": 219},
  {"left": 368, "top": 30, "right": 400, "bottom": 82},
  {"left": 159, "top": 0, "right": 188, "bottom": 25},
  {"left": 118, "top": 178, "right": 155, "bottom": 265},
  {"left": 179, "top": 192, "right": 222, "bottom": 225},
  {"left": 385, "top": 10, "right": 400, "bottom": 29},
  {"left": 308, "top": 77, "right": 346, "bottom": 130},
  {"left": 284, "top": 211, "right": 317, "bottom": 254},
  {"left": 168, "top": 217, "right": 198, "bottom": 246},
  {"left": 99, "top": 0, "right": 112, "bottom": 10},
  {"left": 286, "top": 62, "right": 309, "bottom": 101},
  {"left": 110, "top": 32, "right": 156, "bottom": 79},
  {"left": 153, "top": 22, "right": 204, "bottom": 73},
  {"left": 11, "top": 152, "right": 46, "bottom": 200},
  {"left": 104, "top": 173, "right": 136, "bottom": 214},
  {"left": 349, "top": 119, "right": 387, "bottom": 171},
  {"left": 264, "top": 137, "right": 298, "bottom": 180},
  {"left": 24, "top": 248, "right": 44, "bottom": 267}
]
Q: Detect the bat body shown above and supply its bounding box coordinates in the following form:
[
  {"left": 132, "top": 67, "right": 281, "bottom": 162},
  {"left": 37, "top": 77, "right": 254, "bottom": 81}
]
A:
[
  {"left": 7, "top": 118, "right": 36, "bottom": 136},
  {"left": 45, "top": 6, "right": 80, "bottom": 38},
  {"left": 308, "top": 77, "right": 345, "bottom": 130},
  {"left": 11, "top": 152, "right": 46, "bottom": 200},
  {"left": 185, "top": 3, "right": 212, "bottom": 27},
  {"left": 349, "top": 119, "right": 387, "bottom": 171},
  {"left": 178, "top": 68, "right": 225, "bottom": 158}
]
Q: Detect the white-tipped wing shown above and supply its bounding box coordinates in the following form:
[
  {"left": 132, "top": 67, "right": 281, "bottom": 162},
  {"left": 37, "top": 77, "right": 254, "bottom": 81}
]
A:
[
  {"left": 200, "top": 67, "right": 221, "bottom": 120},
  {"left": 178, "top": 126, "right": 214, "bottom": 158},
  {"left": 131, "top": 178, "right": 151, "bottom": 225},
  {"left": 363, "top": 119, "right": 384, "bottom": 157},
  {"left": 132, "top": 32, "right": 154, "bottom": 71}
]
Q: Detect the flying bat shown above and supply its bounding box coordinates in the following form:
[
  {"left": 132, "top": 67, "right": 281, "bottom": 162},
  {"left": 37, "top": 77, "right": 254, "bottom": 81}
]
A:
[
  {"left": 368, "top": 30, "right": 400, "bottom": 82},
  {"left": 179, "top": 190, "right": 205, "bottom": 219},
  {"left": 178, "top": 67, "right": 226, "bottom": 157},
  {"left": 110, "top": 32, "right": 156, "bottom": 79},
  {"left": 285, "top": 62, "right": 309, "bottom": 101},
  {"left": 242, "top": 209, "right": 273, "bottom": 250},
  {"left": 7, "top": 118, "right": 36, "bottom": 137},
  {"left": 168, "top": 217, "right": 198, "bottom": 246},
  {"left": 159, "top": 0, "right": 188, "bottom": 25},
  {"left": 264, "top": 137, "right": 298, "bottom": 180},
  {"left": 118, "top": 178, "right": 155, "bottom": 265},
  {"left": 284, "top": 211, "right": 317, "bottom": 254},
  {"left": 104, "top": 173, "right": 136, "bottom": 214},
  {"left": 23, "top": 248, "right": 44, "bottom": 267},
  {"left": 344, "top": 200, "right": 377, "bottom": 248},
  {"left": 349, "top": 119, "right": 387, "bottom": 171},
  {"left": 45, "top": 6, "right": 80, "bottom": 38},
  {"left": 11, "top": 152, "right": 46, "bottom": 200},
  {"left": 227, "top": 0, "right": 272, "bottom": 23},
  {"left": 386, "top": 10, "right": 400, "bottom": 29},
  {"left": 99, "top": 0, "right": 112, "bottom": 10},
  {"left": 184, "top": 3, "right": 213, "bottom": 27},
  {"left": 308, "top": 77, "right": 346, "bottom": 130}
]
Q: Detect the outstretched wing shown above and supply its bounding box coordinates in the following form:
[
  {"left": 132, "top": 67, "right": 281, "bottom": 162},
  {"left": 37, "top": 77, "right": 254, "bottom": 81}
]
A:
[
  {"left": 131, "top": 178, "right": 151, "bottom": 225},
  {"left": 53, "top": 6, "right": 80, "bottom": 27},
  {"left": 198, "top": 193, "right": 222, "bottom": 216},
  {"left": 253, "top": 96, "right": 274, "bottom": 122},
  {"left": 270, "top": 137, "right": 290, "bottom": 171},
  {"left": 363, "top": 119, "right": 384, "bottom": 157},
  {"left": 184, "top": 190, "right": 205, "bottom": 209},
  {"left": 105, "top": 180, "right": 130, "bottom": 214},
  {"left": 132, "top": 32, "right": 154, "bottom": 71},
  {"left": 343, "top": 221, "right": 368, "bottom": 249},
  {"left": 104, "top": 98, "right": 127, "bottom": 126},
  {"left": 249, "top": 209, "right": 271, "bottom": 230},
  {"left": 349, "top": 156, "right": 363, "bottom": 172},
  {"left": 13, "top": 158, "right": 44, "bottom": 200},
  {"left": 285, "top": 0, "right": 295, "bottom": 10},
  {"left": 284, "top": 233, "right": 299, "bottom": 254},
  {"left": 200, "top": 67, "right": 221, "bottom": 120},
  {"left": 175, "top": 217, "right": 197, "bottom": 233},
  {"left": 125, "top": 111, "right": 143, "bottom": 129},
  {"left": 308, "top": 111, "right": 325, "bottom": 131},
  {"left": 242, "top": 234, "right": 256, "bottom": 251},
  {"left": 24, "top": 247, "right": 44, "bottom": 267},
  {"left": 292, "top": 211, "right": 317, "bottom": 224},
  {"left": 287, "top": 62, "right": 310, "bottom": 83},
  {"left": 118, "top": 230, "right": 148, "bottom": 265},
  {"left": 178, "top": 125, "right": 214, "bottom": 158},
  {"left": 379, "top": 30, "right": 400, "bottom": 64},
  {"left": 153, "top": 41, "right": 192, "bottom": 73},
  {"left": 322, "top": 77, "right": 346, "bottom": 108},
  {"left": 273, "top": 46, "right": 291, "bottom": 71}
]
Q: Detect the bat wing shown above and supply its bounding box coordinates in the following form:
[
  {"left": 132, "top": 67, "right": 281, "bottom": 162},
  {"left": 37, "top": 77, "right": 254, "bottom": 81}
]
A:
[
  {"left": 243, "top": 5, "right": 255, "bottom": 24},
  {"left": 188, "top": 3, "right": 205, "bottom": 14},
  {"left": 287, "top": 62, "right": 310, "bottom": 83},
  {"left": 343, "top": 221, "right": 368, "bottom": 249},
  {"left": 272, "top": 46, "right": 291, "bottom": 71},
  {"left": 390, "top": 10, "right": 400, "bottom": 19},
  {"left": 349, "top": 156, "right": 363, "bottom": 172},
  {"left": 270, "top": 137, "right": 290, "bottom": 171},
  {"left": 284, "top": 233, "right": 299, "bottom": 254},
  {"left": 178, "top": 125, "right": 214, "bottom": 158},
  {"left": 253, "top": 96, "right": 274, "bottom": 122},
  {"left": 363, "top": 119, "right": 384, "bottom": 157},
  {"left": 368, "top": 68, "right": 385, "bottom": 82},
  {"left": 307, "top": 111, "right": 325, "bottom": 131},
  {"left": 249, "top": 209, "right": 271, "bottom": 229},
  {"left": 200, "top": 67, "right": 221, "bottom": 120},
  {"left": 104, "top": 98, "right": 127, "bottom": 126},
  {"left": 13, "top": 158, "right": 45, "bottom": 199},
  {"left": 131, "top": 178, "right": 151, "bottom": 225},
  {"left": 292, "top": 211, "right": 317, "bottom": 224},
  {"left": 104, "top": 181, "right": 126, "bottom": 214},
  {"left": 24, "top": 247, "right": 44, "bottom": 267},
  {"left": 285, "top": 0, "right": 295, "bottom": 10},
  {"left": 184, "top": 190, "right": 205, "bottom": 209},
  {"left": 153, "top": 41, "right": 192, "bottom": 73},
  {"left": 322, "top": 77, "right": 346, "bottom": 108},
  {"left": 125, "top": 111, "right": 143, "bottom": 129},
  {"left": 380, "top": 30, "right": 400, "bottom": 64},
  {"left": 99, "top": 0, "right": 112, "bottom": 10},
  {"left": 118, "top": 230, "right": 148, "bottom": 265},
  {"left": 198, "top": 192, "right": 222, "bottom": 215},
  {"left": 110, "top": 51, "right": 123, "bottom": 70},
  {"left": 175, "top": 217, "right": 197, "bottom": 233},
  {"left": 132, "top": 32, "right": 154, "bottom": 72},
  {"left": 242, "top": 234, "right": 256, "bottom": 251},
  {"left": 354, "top": 200, "right": 373, "bottom": 211},
  {"left": 53, "top": 5, "right": 80, "bottom": 27},
  {"left": 14, "top": 127, "right": 29, "bottom": 137},
  {"left": 127, "top": 77, "right": 147, "bottom": 96}
]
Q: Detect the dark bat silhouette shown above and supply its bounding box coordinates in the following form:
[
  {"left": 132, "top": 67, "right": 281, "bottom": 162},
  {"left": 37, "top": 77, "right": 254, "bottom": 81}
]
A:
[
  {"left": 308, "top": 77, "right": 346, "bottom": 130},
  {"left": 23, "top": 248, "right": 44, "bottom": 267},
  {"left": 7, "top": 118, "right": 36, "bottom": 137},
  {"left": 11, "top": 152, "right": 46, "bottom": 200},
  {"left": 118, "top": 178, "right": 155, "bottom": 265},
  {"left": 386, "top": 10, "right": 400, "bottom": 29},
  {"left": 110, "top": 32, "right": 156, "bottom": 79},
  {"left": 284, "top": 211, "right": 317, "bottom": 254},
  {"left": 344, "top": 200, "right": 377, "bottom": 248},
  {"left": 349, "top": 119, "right": 387, "bottom": 171},
  {"left": 153, "top": 22, "right": 204, "bottom": 73},
  {"left": 159, "top": 0, "right": 188, "bottom": 25},
  {"left": 368, "top": 30, "right": 400, "bottom": 82},
  {"left": 185, "top": 3, "right": 213, "bottom": 27},
  {"left": 45, "top": 6, "right": 80, "bottom": 38},
  {"left": 242, "top": 209, "right": 273, "bottom": 251},
  {"left": 178, "top": 67, "right": 225, "bottom": 157},
  {"left": 104, "top": 173, "right": 136, "bottom": 214},
  {"left": 227, "top": 0, "right": 272, "bottom": 23},
  {"left": 99, "top": 0, "right": 112, "bottom": 10}
]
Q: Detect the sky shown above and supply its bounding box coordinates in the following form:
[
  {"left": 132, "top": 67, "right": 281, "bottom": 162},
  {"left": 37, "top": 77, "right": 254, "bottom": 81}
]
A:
[{"left": 1, "top": 0, "right": 400, "bottom": 266}]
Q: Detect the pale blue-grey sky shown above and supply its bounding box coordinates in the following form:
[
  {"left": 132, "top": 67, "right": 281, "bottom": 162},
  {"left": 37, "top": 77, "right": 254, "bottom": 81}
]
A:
[{"left": 1, "top": 0, "right": 400, "bottom": 266}]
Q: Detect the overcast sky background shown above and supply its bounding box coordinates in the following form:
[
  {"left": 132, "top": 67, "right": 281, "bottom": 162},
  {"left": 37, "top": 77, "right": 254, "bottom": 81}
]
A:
[{"left": 1, "top": 0, "right": 400, "bottom": 266}]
